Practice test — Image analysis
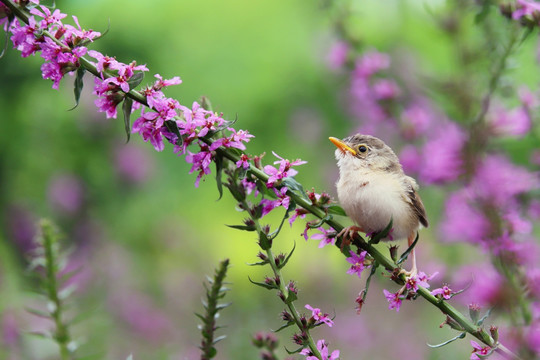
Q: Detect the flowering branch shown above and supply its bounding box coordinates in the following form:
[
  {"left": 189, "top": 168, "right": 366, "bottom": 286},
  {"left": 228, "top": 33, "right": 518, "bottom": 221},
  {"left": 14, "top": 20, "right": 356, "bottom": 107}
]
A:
[{"left": 0, "top": 0, "right": 525, "bottom": 358}]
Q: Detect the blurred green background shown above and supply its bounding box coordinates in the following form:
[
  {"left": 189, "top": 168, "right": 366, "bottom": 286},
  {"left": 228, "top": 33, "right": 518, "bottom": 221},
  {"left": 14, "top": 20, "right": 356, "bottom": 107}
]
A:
[{"left": 0, "top": 1, "right": 538, "bottom": 359}]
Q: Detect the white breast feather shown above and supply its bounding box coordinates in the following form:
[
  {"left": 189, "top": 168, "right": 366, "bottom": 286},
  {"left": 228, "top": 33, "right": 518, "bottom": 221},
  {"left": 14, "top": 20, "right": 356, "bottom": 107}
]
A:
[{"left": 336, "top": 156, "right": 418, "bottom": 241}]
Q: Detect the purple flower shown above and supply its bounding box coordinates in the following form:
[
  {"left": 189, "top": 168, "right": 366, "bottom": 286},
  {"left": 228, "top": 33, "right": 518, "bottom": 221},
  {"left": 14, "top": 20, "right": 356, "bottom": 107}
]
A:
[
  {"left": 372, "top": 78, "right": 400, "bottom": 100},
  {"left": 311, "top": 227, "right": 337, "bottom": 248},
  {"left": 400, "top": 102, "right": 433, "bottom": 139},
  {"left": 152, "top": 73, "right": 182, "bottom": 90},
  {"left": 419, "top": 122, "right": 467, "bottom": 184},
  {"left": 431, "top": 285, "right": 452, "bottom": 300},
  {"left": 399, "top": 144, "right": 422, "bottom": 175},
  {"left": 439, "top": 189, "right": 491, "bottom": 244},
  {"left": 30, "top": 6, "right": 66, "bottom": 28},
  {"left": 383, "top": 289, "right": 403, "bottom": 312},
  {"left": 288, "top": 208, "right": 307, "bottom": 226},
  {"left": 240, "top": 178, "right": 258, "bottom": 196},
  {"left": 452, "top": 263, "right": 503, "bottom": 307},
  {"left": 470, "top": 340, "right": 491, "bottom": 360},
  {"left": 327, "top": 41, "right": 349, "bottom": 69},
  {"left": 47, "top": 173, "right": 84, "bottom": 214},
  {"left": 300, "top": 339, "right": 340, "bottom": 360},
  {"left": 512, "top": 0, "right": 540, "bottom": 21},
  {"left": 353, "top": 50, "right": 390, "bottom": 78},
  {"left": 488, "top": 104, "right": 532, "bottom": 138},
  {"left": 469, "top": 155, "right": 538, "bottom": 207},
  {"left": 406, "top": 271, "right": 436, "bottom": 292},
  {"left": 235, "top": 154, "right": 251, "bottom": 170},
  {"left": 114, "top": 144, "right": 153, "bottom": 184},
  {"left": 305, "top": 304, "right": 334, "bottom": 327},
  {"left": 346, "top": 250, "right": 367, "bottom": 278},
  {"left": 185, "top": 146, "right": 214, "bottom": 187},
  {"left": 88, "top": 50, "right": 122, "bottom": 73},
  {"left": 263, "top": 151, "right": 307, "bottom": 187},
  {"left": 260, "top": 187, "right": 290, "bottom": 217}
]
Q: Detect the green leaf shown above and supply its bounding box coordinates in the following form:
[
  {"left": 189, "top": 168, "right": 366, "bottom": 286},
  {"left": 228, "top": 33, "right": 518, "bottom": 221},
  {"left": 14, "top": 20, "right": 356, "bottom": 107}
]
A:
[
  {"left": 369, "top": 218, "right": 393, "bottom": 244},
  {"left": 164, "top": 119, "right": 183, "bottom": 146},
  {"left": 285, "top": 290, "right": 297, "bottom": 304},
  {"left": 215, "top": 155, "right": 224, "bottom": 200},
  {"left": 258, "top": 230, "right": 271, "bottom": 250},
  {"left": 122, "top": 97, "right": 133, "bottom": 143},
  {"left": 427, "top": 332, "right": 466, "bottom": 348},
  {"left": 269, "top": 201, "right": 295, "bottom": 240},
  {"left": 284, "top": 346, "right": 304, "bottom": 355},
  {"left": 281, "top": 178, "right": 310, "bottom": 201},
  {"left": 213, "top": 335, "right": 227, "bottom": 345},
  {"left": 226, "top": 224, "right": 256, "bottom": 231},
  {"left": 326, "top": 204, "right": 347, "bottom": 216},
  {"left": 248, "top": 276, "right": 276, "bottom": 290},
  {"left": 307, "top": 215, "right": 332, "bottom": 229},
  {"left": 477, "top": 307, "right": 493, "bottom": 326},
  {"left": 273, "top": 320, "right": 295, "bottom": 332},
  {"left": 68, "top": 67, "right": 85, "bottom": 111},
  {"left": 362, "top": 261, "right": 379, "bottom": 301},
  {"left": 246, "top": 260, "right": 269, "bottom": 266},
  {"left": 127, "top": 72, "right": 144, "bottom": 90},
  {"left": 277, "top": 241, "right": 296, "bottom": 269},
  {"left": 397, "top": 232, "right": 419, "bottom": 265},
  {"left": 25, "top": 307, "right": 51, "bottom": 319}
]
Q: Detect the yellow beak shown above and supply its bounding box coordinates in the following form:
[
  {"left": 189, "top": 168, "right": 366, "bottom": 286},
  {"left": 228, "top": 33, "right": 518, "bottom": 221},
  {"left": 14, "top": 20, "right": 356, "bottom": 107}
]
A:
[{"left": 329, "top": 137, "right": 357, "bottom": 156}]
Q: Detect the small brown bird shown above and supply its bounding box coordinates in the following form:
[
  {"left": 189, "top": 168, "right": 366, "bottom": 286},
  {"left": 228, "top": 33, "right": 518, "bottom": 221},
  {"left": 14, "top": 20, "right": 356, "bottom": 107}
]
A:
[{"left": 329, "top": 134, "right": 428, "bottom": 276}]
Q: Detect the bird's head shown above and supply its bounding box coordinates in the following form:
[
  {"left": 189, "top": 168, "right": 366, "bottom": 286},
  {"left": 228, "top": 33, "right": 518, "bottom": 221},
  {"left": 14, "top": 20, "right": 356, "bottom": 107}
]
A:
[{"left": 329, "top": 134, "right": 402, "bottom": 173}]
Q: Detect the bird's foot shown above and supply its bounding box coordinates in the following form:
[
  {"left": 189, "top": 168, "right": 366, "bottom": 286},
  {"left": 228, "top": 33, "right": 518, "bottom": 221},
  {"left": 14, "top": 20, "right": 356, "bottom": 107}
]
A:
[
  {"left": 399, "top": 266, "right": 418, "bottom": 279},
  {"left": 336, "top": 225, "right": 363, "bottom": 250}
]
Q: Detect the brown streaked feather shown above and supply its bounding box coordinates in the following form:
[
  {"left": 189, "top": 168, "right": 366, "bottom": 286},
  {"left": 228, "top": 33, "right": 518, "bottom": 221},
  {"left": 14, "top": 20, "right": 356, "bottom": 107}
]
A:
[{"left": 408, "top": 189, "right": 428, "bottom": 228}]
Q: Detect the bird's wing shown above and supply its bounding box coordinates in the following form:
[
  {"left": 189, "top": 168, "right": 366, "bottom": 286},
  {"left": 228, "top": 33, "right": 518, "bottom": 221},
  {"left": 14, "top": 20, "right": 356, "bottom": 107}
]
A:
[{"left": 404, "top": 176, "right": 429, "bottom": 228}]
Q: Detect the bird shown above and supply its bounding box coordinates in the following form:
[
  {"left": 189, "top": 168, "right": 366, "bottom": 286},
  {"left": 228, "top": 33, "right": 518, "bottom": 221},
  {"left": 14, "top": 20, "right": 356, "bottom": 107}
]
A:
[{"left": 329, "top": 134, "right": 428, "bottom": 277}]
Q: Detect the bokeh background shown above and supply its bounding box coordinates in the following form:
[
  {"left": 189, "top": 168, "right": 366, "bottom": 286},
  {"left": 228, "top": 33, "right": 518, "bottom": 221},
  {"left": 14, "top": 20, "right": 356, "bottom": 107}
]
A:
[{"left": 0, "top": 0, "right": 539, "bottom": 359}]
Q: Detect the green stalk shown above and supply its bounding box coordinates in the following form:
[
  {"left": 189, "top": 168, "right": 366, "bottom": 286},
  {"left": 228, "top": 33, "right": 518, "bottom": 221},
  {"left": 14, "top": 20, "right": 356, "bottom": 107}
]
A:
[
  {"left": 240, "top": 198, "right": 322, "bottom": 359},
  {"left": 40, "top": 220, "right": 73, "bottom": 360}
]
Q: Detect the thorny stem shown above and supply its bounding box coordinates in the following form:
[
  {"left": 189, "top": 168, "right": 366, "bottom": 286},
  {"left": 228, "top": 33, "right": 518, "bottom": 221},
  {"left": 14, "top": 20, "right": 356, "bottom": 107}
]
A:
[
  {"left": 239, "top": 197, "right": 322, "bottom": 359},
  {"left": 1, "top": 0, "right": 521, "bottom": 358}
]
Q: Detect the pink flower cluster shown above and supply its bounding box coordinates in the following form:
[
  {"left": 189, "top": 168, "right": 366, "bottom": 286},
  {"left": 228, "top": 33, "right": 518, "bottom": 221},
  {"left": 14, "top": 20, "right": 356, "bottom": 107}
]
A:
[
  {"left": 300, "top": 339, "right": 340, "bottom": 360},
  {"left": 3, "top": 1, "right": 256, "bottom": 187},
  {"left": 383, "top": 272, "right": 437, "bottom": 312},
  {"left": 7, "top": 3, "right": 100, "bottom": 89}
]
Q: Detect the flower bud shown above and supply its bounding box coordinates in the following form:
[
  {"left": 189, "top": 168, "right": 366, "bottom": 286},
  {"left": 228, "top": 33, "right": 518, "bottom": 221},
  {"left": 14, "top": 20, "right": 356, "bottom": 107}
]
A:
[
  {"left": 389, "top": 245, "right": 399, "bottom": 263},
  {"left": 469, "top": 303, "right": 481, "bottom": 324},
  {"left": 490, "top": 325, "right": 499, "bottom": 343}
]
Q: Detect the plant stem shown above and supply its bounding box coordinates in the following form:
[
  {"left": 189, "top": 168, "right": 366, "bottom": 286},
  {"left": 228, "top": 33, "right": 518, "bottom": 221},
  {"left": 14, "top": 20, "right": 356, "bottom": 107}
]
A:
[
  {"left": 40, "top": 220, "right": 73, "bottom": 360},
  {"left": 240, "top": 198, "right": 322, "bottom": 359}
]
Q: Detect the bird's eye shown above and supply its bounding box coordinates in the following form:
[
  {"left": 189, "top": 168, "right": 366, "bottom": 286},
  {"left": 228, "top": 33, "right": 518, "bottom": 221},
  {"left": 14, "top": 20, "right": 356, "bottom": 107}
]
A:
[{"left": 357, "top": 144, "right": 368, "bottom": 153}]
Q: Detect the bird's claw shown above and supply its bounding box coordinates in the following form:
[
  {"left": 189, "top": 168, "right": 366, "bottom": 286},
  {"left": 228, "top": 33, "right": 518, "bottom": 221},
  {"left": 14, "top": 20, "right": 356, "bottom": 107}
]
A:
[{"left": 337, "top": 225, "right": 363, "bottom": 250}]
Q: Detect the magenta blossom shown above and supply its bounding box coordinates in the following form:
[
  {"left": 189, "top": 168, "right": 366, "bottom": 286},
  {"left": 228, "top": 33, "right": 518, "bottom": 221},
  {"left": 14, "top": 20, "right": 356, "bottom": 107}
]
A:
[
  {"left": 310, "top": 227, "right": 337, "bottom": 248},
  {"left": 235, "top": 154, "right": 251, "bottom": 170},
  {"left": 431, "top": 285, "right": 452, "bottom": 300},
  {"left": 383, "top": 289, "right": 403, "bottom": 312},
  {"left": 470, "top": 340, "right": 491, "bottom": 360},
  {"left": 305, "top": 304, "right": 334, "bottom": 327},
  {"left": 263, "top": 151, "right": 307, "bottom": 187},
  {"left": 288, "top": 208, "right": 307, "bottom": 226},
  {"left": 419, "top": 121, "right": 467, "bottom": 184},
  {"left": 406, "top": 271, "right": 436, "bottom": 292},
  {"left": 346, "top": 250, "right": 368, "bottom": 278},
  {"left": 300, "top": 339, "right": 340, "bottom": 360}
]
